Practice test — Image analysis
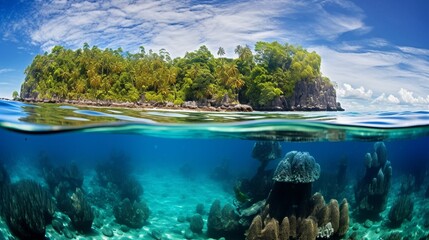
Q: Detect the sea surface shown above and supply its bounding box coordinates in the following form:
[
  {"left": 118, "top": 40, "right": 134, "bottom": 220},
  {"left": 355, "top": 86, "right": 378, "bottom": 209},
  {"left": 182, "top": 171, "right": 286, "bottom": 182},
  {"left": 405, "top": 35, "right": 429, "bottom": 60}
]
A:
[{"left": 0, "top": 99, "right": 428, "bottom": 240}]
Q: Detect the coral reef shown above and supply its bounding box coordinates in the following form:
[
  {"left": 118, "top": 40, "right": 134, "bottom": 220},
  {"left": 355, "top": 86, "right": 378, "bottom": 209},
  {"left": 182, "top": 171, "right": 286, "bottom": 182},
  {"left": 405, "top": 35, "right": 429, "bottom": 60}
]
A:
[
  {"left": 272, "top": 151, "right": 320, "bottom": 183},
  {"left": 120, "top": 176, "right": 144, "bottom": 202},
  {"left": 252, "top": 141, "right": 282, "bottom": 175},
  {"left": 189, "top": 214, "right": 204, "bottom": 233},
  {"left": 207, "top": 199, "right": 243, "bottom": 239},
  {"left": 65, "top": 188, "right": 95, "bottom": 232},
  {"left": 113, "top": 198, "right": 150, "bottom": 229},
  {"left": 95, "top": 153, "right": 131, "bottom": 187},
  {"left": 1, "top": 180, "right": 56, "bottom": 240},
  {"left": 245, "top": 151, "right": 348, "bottom": 240},
  {"left": 268, "top": 151, "right": 320, "bottom": 219},
  {"left": 355, "top": 142, "right": 392, "bottom": 218},
  {"left": 95, "top": 154, "right": 143, "bottom": 202},
  {"left": 234, "top": 141, "right": 282, "bottom": 215},
  {"left": 388, "top": 195, "right": 413, "bottom": 228},
  {"left": 246, "top": 194, "right": 349, "bottom": 240},
  {"left": 40, "top": 159, "right": 83, "bottom": 193}
]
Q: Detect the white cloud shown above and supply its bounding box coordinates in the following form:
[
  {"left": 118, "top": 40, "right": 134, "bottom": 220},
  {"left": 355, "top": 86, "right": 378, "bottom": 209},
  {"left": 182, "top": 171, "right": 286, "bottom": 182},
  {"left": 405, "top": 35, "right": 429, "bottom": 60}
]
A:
[
  {"left": 336, "top": 83, "right": 373, "bottom": 99},
  {"left": 314, "top": 43, "right": 429, "bottom": 110},
  {"left": 14, "top": 0, "right": 369, "bottom": 57},
  {"left": 0, "top": 69, "right": 14, "bottom": 74},
  {"left": 4, "top": 0, "right": 428, "bottom": 111},
  {"left": 371, "top": 93, "right": 400, "bottom": 104},
  {"left": 398, "top": 88, "right": 429, "bottom": 105}
]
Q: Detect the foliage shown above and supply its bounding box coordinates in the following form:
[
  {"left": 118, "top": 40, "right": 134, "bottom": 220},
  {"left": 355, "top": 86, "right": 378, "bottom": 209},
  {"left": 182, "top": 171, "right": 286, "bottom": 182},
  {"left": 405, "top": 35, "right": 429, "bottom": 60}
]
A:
[
  {"left": 21, "top": 42, "right": 330, "bottom": 107},
  {"left": 12, "top": 91, "right": 19, "bottom": 99}
]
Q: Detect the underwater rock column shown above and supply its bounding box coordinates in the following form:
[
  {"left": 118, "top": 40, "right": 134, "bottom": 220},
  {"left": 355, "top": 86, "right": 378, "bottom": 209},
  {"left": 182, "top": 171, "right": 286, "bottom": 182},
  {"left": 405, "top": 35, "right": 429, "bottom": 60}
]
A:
[
  {"left": 355, "top": 142, "right": 392, "bottom": 217},
  {"left": 267, "top": 151, "right": 320, "bottom": 219},
  {"left": 245, "top": 151, "right": 349, "bottom": 240}
]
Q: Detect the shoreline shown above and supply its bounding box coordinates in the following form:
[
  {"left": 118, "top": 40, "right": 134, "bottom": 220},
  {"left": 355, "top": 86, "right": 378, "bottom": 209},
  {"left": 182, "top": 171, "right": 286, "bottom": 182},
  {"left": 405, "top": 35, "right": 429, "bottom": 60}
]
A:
[
  {"left": 19, "top": 98, "right": 254, "bottom": 113},
  {"left": 11, "top": 98, "right": 344, "bottom": 112}
]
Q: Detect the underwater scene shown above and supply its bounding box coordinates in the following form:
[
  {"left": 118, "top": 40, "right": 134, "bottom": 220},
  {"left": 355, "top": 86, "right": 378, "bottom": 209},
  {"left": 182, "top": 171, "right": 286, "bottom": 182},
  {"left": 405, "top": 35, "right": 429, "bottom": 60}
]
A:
[{"left": 0, "top": 100, "right": 429, "bottom": 240}]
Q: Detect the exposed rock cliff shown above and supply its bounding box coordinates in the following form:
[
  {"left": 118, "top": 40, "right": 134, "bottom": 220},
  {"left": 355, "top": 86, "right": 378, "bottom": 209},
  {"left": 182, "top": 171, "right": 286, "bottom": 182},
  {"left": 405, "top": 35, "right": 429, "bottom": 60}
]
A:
[{"left": 256, "top": 77, "right": 344, "bottom": 111}]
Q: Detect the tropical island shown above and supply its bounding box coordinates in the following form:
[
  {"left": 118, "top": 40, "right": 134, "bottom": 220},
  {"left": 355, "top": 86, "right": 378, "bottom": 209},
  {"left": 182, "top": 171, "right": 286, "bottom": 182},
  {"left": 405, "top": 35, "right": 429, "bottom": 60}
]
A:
[{"left": 20, "top": 41, "right": 343, "bottom": 111}]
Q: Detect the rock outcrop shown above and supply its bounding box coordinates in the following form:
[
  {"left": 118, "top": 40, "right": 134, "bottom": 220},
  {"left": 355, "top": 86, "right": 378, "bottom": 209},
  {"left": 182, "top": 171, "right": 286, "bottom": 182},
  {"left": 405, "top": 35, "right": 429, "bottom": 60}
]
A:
[{"left": 256, "top": 77, "right": 344, "bottom": 111}]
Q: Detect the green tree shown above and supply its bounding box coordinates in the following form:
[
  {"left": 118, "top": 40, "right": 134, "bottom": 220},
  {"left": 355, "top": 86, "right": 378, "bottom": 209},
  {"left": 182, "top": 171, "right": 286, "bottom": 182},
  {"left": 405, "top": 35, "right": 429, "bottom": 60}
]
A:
[{"left": 12, "top": 91, "right": 19, "bottom": 100}]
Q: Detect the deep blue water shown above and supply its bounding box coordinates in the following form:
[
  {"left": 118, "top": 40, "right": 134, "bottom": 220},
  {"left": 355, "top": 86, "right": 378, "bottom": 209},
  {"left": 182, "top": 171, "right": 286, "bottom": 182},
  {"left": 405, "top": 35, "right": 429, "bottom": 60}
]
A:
[{"left": 0, "top": 99, "right": 429, "bottom": 239}]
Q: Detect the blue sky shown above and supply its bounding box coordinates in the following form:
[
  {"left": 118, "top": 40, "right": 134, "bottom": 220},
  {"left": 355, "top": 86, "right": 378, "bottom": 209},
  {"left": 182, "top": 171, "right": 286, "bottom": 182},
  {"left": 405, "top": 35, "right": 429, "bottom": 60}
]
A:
[{"left": 0, "top": 0, "right": 428, "bottom": 111}]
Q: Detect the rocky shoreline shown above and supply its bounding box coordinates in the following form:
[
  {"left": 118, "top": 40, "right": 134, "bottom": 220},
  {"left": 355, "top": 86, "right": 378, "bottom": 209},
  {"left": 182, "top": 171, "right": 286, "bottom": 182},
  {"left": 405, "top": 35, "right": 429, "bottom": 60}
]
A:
[
  {"left": 20, "top": 98, "right": 255, "bottom": 112},
  {"left": 19, "top": 97, "right": 345, "bottom": 112}
]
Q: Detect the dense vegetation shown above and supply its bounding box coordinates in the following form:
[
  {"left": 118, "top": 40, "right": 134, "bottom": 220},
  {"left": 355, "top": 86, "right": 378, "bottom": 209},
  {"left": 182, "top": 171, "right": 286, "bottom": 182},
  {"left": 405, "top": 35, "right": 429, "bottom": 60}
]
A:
[{"left": 21, "top": 41, "right": 330, "bottom": 108}]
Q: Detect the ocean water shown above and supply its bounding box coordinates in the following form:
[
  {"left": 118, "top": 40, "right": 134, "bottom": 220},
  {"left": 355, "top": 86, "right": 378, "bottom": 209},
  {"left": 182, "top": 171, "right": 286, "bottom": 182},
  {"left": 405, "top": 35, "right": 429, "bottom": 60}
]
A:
[{"left": 0, "top": 99, "right": 428, "bottom": 240}]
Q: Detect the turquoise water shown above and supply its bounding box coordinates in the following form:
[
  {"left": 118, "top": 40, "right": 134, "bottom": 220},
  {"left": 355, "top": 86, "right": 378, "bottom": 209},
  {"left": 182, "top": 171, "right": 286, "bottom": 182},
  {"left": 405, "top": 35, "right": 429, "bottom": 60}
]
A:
[{"left": 0, "top": 99, "right": 428, "bottom": 239}]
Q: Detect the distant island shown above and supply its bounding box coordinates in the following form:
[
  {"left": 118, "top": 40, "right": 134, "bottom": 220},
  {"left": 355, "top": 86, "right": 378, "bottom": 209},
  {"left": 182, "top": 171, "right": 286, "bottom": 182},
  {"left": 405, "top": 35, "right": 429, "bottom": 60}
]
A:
[{"left": 20, "top": 41, "right": 343, "bottom": 111}]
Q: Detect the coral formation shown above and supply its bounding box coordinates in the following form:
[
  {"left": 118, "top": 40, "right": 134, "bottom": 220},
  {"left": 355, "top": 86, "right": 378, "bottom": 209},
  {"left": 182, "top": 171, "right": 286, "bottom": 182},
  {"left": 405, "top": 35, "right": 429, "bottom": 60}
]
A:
[
  {"left": 207, "top": 199, "right": 243, "bottom": 239},
  {"left": 252, "top": 141, "right": 282, "bottom": 174},
  {"left": 272, "top": 151, "right": 320, "bottom": 183},
  {"left": 113, "top": 198, "right": 150, "bottom": 229},
  {"left": 388, "top": 195, "right": 413, "bottom": 228},
  {"left": 234, "top": 141, "right": 282, "bottom": 219},
  {"left": 189, "top": 214, "right": 204, "bottom": 233},
  {"left": 355, "top": 142, "right": 392, "bottom": 218},
  {"left": 1, "top": 180, "right": 56, "bottom": 240},
  {"left": 246, "top": 194, "right": 349, "bottom": 240},
  {"left": 268, "top": 151, "right": 320, "bottom": 219},
  {"left": 120, "top": 176, "right": 144, "bottom": 202},
  {"left": 40, "top": 159, "right": 83, "bottom": 193},
  {"left": 65, "top": 188, "right": 95, "bottom": 232},
  {"left": 95, "top": 154, "right": 143, "bottom": 202},
  {"left": 245, "top": 151, "right": 348, "bottom": 240},
  {"left": 96, "top": 153, "right": 131, "bottom": 187}
]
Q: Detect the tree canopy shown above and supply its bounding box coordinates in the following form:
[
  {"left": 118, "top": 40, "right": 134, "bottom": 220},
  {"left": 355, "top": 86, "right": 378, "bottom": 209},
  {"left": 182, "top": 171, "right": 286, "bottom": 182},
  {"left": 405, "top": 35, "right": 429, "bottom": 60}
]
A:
[{"left": 21, "top": 41, "right": 331, "bottom": 108}]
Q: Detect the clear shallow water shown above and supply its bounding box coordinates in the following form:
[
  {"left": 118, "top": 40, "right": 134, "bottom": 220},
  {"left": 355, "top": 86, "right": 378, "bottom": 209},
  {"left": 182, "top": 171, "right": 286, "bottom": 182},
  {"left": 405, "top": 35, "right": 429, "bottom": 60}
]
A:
[
  {"left": 1, "top": 100, "right": 429, "bottom": 141},
  {"left": 0, "top": 99, "right": 429, "bottom": 240}
]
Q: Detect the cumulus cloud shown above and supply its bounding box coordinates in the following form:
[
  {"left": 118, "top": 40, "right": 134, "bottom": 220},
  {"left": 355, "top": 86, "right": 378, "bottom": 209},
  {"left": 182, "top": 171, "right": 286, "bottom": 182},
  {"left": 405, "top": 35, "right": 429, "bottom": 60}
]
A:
[
  {"left": 314, "top": 42, "right": 429, "bottom": 110},
  {"left": 371, "top": 93, "right": 400, "bottom": 104},
  {"left": 398, "top": 88, "right": 429, "bottom": 105},
  {"left": 336, "top": 83, "right": 373, "bottom": 99}
]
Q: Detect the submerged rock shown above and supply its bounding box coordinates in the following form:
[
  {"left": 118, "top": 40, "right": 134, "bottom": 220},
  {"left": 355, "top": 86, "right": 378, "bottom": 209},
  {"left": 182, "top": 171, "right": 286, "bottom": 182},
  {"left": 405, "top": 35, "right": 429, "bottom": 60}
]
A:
[{"left": 102, "top": 227, "right": 114, "bottom": 237}]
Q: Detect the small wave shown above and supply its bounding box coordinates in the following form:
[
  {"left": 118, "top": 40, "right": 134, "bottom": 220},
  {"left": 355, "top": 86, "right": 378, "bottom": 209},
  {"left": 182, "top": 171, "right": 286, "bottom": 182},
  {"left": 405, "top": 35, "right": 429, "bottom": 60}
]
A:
[{"left": 0, "top": 100, "right": 429, "bottom": 141}]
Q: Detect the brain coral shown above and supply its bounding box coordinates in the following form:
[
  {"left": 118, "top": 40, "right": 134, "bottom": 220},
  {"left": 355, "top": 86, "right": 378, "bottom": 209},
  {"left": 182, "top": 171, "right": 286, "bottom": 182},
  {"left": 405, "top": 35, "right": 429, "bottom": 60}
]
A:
[{"left": 273, "top": 151, "right": 321, "bottom": 183}]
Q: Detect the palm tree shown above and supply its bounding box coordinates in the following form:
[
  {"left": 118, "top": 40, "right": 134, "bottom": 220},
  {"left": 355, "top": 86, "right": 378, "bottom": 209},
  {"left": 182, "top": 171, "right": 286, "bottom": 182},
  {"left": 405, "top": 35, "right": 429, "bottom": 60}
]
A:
[{"left": 217, "top": 47, "right": 225, "bottom": 57}]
